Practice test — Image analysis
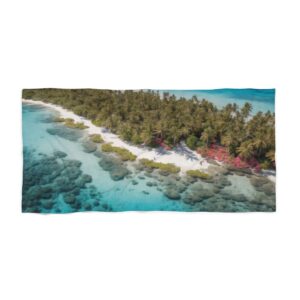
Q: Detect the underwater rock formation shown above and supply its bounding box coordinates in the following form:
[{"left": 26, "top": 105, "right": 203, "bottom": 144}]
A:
[
  {"left": 250, "top": 176, "right": 269, "bottom": 187},
  {"left": 53, "top": 150, "right": 67, "bottom": 158},
  {"left": 183, "top": 183, "right": 214, "bottom": 205},
  {"left": 82, "top": 140, "right": 97, "bottom": 153},
  {"left": 146, "top": 181, "right": 157, "bottom": 187},
  {"left": 98, "top": 155, "right": 130, "bottom": 181},
  {"left": 250, "top": 176, "right": 275, "bottom": 196},
  {"left": 213, "top": 175, "right": 232, "bottom": 189},
  {"left": 164, "top": 188, "right": 181, "bottom": 200},
  {"left": 46, "top": 125, "right": 83, "bottom": 141},
  {"left": 22, "top": 148, "right": 100, "bottom": 213}
]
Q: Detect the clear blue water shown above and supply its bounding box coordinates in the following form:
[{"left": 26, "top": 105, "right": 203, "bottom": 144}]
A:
[
  {"left": 22, "top": 103, "right": 190, "bottom": 213},
  {"left": 22, "top": 102, "right": 276, "bottom": 213},
  {"left": 160, "top": 89, "right": 275, "bottom": 114}
]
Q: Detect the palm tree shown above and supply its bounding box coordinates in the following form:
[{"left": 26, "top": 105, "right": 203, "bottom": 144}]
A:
[
  {"left": 221, "top": 134, "right": 234, "bottom": 148},
  {"left": 140, "top": 127, "right": 154, "bottom": 145},
  {"left": 24, "top": 88, "right": 275, "bottom": 168},
  {"left": 252, "top": 134, "right": 268, "bottom": 157},
  {"left": 266, "top": 150, "right": 275, "bottom": 163},
  {"left": 237, "top": 141, "right": 254, "bottom": 159},
  {"left": 153, "top": 121, "right": 164, "bottom": 138},
  {"left": 200, "top": 128, "right": 216, "bottom": 146},
  {"left": 241, "top": 102, "right": 253, "bottom": 119}
]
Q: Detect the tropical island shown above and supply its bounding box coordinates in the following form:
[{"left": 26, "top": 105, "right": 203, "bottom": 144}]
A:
[
  {"left": 22, "top": 88, "right": 276, "bottom": 213},
  {"left": 22, "top": 88, "right": 275, "bottom": 174}
]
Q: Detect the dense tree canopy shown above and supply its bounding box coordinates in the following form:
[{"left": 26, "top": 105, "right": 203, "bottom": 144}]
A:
[{"left": 23, "top": 88, "right": 275, "bottom": 168}]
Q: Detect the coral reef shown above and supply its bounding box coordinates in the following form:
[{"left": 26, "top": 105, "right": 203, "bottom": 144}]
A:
[
  {"left": 46, "top": 125, "right": 84, "bottom": 141},
  {"left": 98, "top": 155, "right": 130, "bottom": 181},
  {"left": 81, "top": 140, "right": 97, "bottom": 153},
  {"left": 22, "top": 148, "right": 104, "bottom": 213}
]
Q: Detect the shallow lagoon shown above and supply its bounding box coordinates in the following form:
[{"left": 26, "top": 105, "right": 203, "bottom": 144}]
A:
[{"left": 22, "top": 103, "right": 275, "bottom": 213}]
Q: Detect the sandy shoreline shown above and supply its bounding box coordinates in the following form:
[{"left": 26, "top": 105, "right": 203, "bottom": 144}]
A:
[
  {"left": 22, "top": 99, "right": 211, "bottom": 174},
  {"left": 22, "top": 99, "right": 276, "bottom": 182}
]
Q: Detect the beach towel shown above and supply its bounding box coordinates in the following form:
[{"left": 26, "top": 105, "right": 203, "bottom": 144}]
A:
[{"left": 22, "top": 88, "right": 275, "bottom": 213}]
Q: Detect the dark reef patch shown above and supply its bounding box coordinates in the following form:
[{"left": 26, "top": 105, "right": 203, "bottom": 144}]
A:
[
  {"left": 53, "top": 150, "right": 67, "bottom": 158},
  {"left": 22, "top": 148, "right": 105, "bottom": 213},
  {"left": 250, "top": 176, "right": 275, "bottom": 195},
  {"left": 46, "top": 124, "right": 84, "bottom": 141},
  {"left": 81, "top": 139, "right": 97, "bottom": 153},
  {"left": 164, "top": 188, "right": 181, "bottom": 200},
  {"left": 183, "top": 183, "right": 214, "bottom": 205},
  {"left": 98, "top": 154, "right": 130, "bottom": 181},
  {"left": 213, "top": 175, "right": 232, "bottom": 189}
]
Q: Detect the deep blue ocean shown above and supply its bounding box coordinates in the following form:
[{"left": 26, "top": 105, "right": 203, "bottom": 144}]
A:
[
  {"left": 22, "top": 92, "right": 276, "bottom": 213},
  {"left": 160, "top": 89, "right": 275, "bottom": 114}
]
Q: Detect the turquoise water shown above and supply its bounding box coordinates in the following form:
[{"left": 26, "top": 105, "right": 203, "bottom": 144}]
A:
[
  {"left": 22, "top": 103, "right": 190, "bottom": 213},
  {"left": 160, "top": 89, "right": 275, "bottom": 114},
  {"left": 22, "top": 102, "right": 276, "bottom": 213}
]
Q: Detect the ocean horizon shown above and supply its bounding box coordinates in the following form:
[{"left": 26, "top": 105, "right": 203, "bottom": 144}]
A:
[{"left": 159, "top": 88, "right": 275, "bottom": 114}]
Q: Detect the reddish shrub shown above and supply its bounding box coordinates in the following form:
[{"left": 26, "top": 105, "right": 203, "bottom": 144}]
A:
[
  {"left": 155, "top": 137, "right": 172, "bottom": 150},
  {"left": 197, "top": 144, "right": 260, "bottom": 171}
]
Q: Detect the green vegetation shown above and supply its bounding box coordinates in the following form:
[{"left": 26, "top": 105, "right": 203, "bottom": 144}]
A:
[
  {"left": 259, "top": 160, "right": 272, "bottom": 170},
  {"left": 53, "top": 116, "right": 88, "bottom": 129},
  {"left": 64, "top": 118, "right": 88, "bottom": 129},
  {"left": 186, "top": 170, "right": 211, "bottom": 179},
  {"left": 89, "top": 134, "right": 104, "bottom": 143},
  {"left": 101, "top": 143, "right": 137, "bottom": 161},
  {"left": 22, "top": 89, "right": 275, "bottom": 168},
  {"left": 140, "top": 158, "right": 180, "bottom": 174},
  {"left": 185, "top": 135, "right": 199, "bottom": 150},
  {"left": 53, "top": 117, "right": 65, "bottom": 122}
]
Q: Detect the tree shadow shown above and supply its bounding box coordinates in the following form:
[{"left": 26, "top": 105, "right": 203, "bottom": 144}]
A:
[
  {"left": 154, "top": 147, "right": 168, "bottom": 156},
  {"left": 173, "top": 142, "right": 198, "bottom": 161}
]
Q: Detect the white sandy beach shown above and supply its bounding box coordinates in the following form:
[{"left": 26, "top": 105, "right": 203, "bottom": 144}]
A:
[
  {"left": 22, "top": 99, "right": 210, "bottom": 174},
  {"left": 22, "top": 99, "right": 276, "bottom": 182}
]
